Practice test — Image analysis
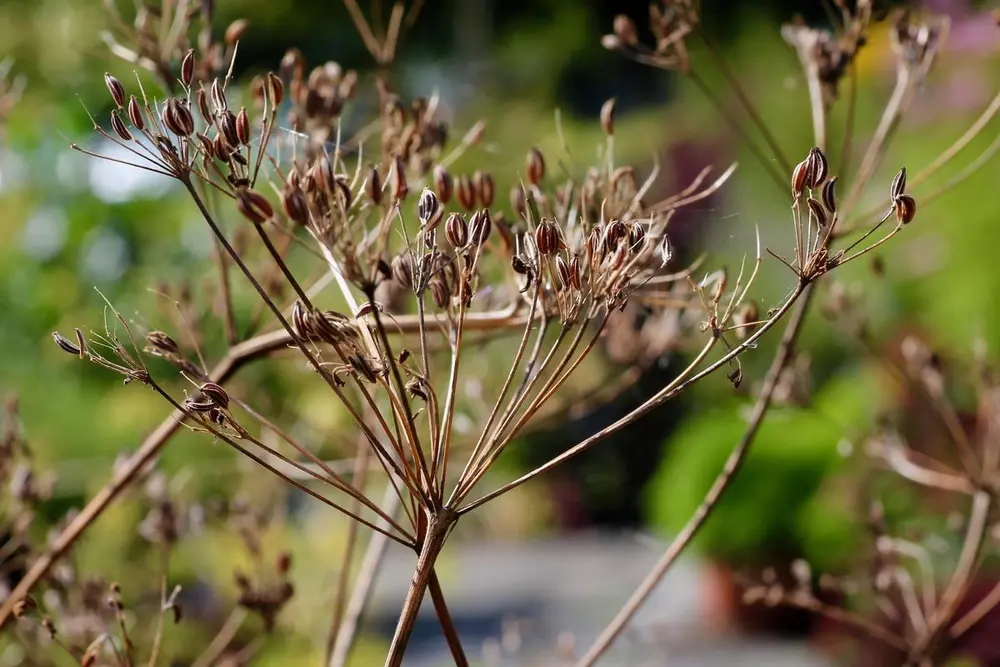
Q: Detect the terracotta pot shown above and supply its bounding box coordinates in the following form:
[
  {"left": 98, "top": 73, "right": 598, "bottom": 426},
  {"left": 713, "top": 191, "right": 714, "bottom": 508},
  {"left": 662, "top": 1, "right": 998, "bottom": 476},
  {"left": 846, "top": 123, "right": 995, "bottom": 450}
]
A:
[{"left": 700, "top": 560, "right": 831, "bottom": 639}]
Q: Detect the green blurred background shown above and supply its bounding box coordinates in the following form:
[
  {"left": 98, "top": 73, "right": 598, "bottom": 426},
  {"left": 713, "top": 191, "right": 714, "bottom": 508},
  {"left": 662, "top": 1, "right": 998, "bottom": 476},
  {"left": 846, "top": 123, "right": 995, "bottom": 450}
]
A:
[{"left": 2, "top": 0, "right": 1000, "bottom": 663}]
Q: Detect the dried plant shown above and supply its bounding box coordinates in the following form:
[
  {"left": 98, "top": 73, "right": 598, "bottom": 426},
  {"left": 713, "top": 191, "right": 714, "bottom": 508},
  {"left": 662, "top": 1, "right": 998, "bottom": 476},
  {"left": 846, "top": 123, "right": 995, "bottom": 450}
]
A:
[
  {"left": 4, "top": 1, "right": 1000, "bottom": 666},
  {"left": 735, "top": 325, "right": 1000, "bottom": 665}
]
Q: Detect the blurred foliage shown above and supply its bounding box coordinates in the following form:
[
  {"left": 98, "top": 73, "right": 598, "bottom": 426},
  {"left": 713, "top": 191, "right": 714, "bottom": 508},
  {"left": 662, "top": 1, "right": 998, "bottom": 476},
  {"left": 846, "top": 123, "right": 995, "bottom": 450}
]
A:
[{"left": 648, "top": 364, "right": 882, "bottom": 571}]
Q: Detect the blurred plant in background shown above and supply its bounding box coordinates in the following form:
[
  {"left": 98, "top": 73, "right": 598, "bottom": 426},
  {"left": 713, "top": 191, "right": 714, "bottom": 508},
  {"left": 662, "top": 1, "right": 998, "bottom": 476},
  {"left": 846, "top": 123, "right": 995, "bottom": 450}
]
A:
[{"left": 3, "top": 1, "right": 1000, "bottom": 666}]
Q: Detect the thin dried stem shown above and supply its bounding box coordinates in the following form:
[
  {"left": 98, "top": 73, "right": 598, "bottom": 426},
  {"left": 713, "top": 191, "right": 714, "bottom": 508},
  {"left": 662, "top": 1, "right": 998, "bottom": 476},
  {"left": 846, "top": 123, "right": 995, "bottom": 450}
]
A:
[
  {"left": 698, "top": 30, "right": 792, "bottom": 172},
  {"left": 328, "top": 484, "right": 400, "bottom": 667},
  {"left": 915, "top": 491, "right": 992, "bottom": 656},
  {"left": 574, "top": 284, "right": 815, "bottom": 666},
  {"left": 191, "top": 608, "right": 248, "bottom": 667},
  {"left": 911, "top": 89, "right": 1000, "bottom": 190},
  {"left": 428, "top": 570, "right": 468, "bottom": 667}
]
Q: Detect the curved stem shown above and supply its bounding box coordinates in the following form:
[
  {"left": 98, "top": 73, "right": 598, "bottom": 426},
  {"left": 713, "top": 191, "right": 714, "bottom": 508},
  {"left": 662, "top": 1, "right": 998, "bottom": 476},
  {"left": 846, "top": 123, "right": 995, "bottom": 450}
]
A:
[
  {"left": 329, "top": 483, "right": 400, "bottom": 667},
  {"left": 461, "top": 280, "right": 807, "bottom": 515},
  {"left": 911, "top": 89, "right": 1000, "bottom": 191},
  {"left": 573, "top": 284, "right": 815, "bottom": 666}
]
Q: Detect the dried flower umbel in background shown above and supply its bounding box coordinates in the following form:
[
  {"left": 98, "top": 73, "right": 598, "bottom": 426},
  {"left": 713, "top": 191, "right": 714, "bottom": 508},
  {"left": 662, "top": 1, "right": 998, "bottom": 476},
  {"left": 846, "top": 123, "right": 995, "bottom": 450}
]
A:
[{"left": 575, "top": 2, "right": 1000, "bottom": 666}]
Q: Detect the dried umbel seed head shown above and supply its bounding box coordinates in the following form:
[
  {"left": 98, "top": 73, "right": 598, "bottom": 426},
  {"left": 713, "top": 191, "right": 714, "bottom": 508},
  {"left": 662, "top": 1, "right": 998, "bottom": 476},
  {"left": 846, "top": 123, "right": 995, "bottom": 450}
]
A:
[
  {"left": 212, "top": 134, "right": 230, "bottom": 161},
  {"left": 163, "top": 98, "right": 195, "bottom": 136},
  {"left": 391, "top": 156, "right": 408, "bottom": 201},
  {"left": 568, "top": 254, "right": 583, "bottom": 289},
  {"left": 601, "top": 98, "right": 616, "bottom": 136},
  {"left": 418, "top": 188, "right": 439, "bottom": 225},
  {"left": 365, "top": 165, "right": 382, "bottom": 205},
  {"left": 266, "top": 72, "right": 284, "bottom": 107},
  {"left": 110, "top": 111, "right": 132, "bottom": 141},
  {"left": 236, "top": 188, "right": 274, "bottom": 224},
  {"left": 282, "top": 185, "right": 310, "bottom": 226},
  {"left": 105, "top": 73, "right": 125, "bottom": 107},
  {"left": 406, "top": 377, "right": 430, "bottom": 401},
  {"left": 52, "top": 331, "right": 81, "bottom": 356},
  {"left": 291, "top": 301, "right": 312, "bottom": 339},
  {"left": 535, "top": 219, "right": 563, "bottom": 256},
  {"left": 613, "top": 14, "right": 639, "bottom": 46},
  {"left": 197, "top": 87, "right": 212, "bottom": 122},
  {"left": 434, "top": 165, "right": 453, "bottom": 204},
  {"left": 445, "top": 212, "right": 468, "bottom": 247},
  {"left": 603, "top": 219, "right": 628, "bottom": 253},
  {"left": 658, "top": 234, "right": 673, "bottom": 266},
  {"left": 280, "top": 48, "right": 304, "bottom": 81},
  {"left": 526, "top": 147, "right": 546, "bottom": 185},
  {"left": 555, "top": 255, "right": 573, "bottom": 290},
  {"left": 236, "top": 107, "right": 251, "bottom": 146},
  {"left": 225, "top": 18, "right": 250, "bottom": 45},
  {"left": 310, "top": 156, "right": 335, "bottom": 194},
  {"left": 627, "top": 221, "right": 646, "bottom": 251},
  {"left": 890, "top": 167, "right": 907, "bottom": 201},
  {"left": 428, "top": 276, "right": 449, "bottom": 307},
  {"left": 790, "top": 158, "right": 811, "bottom": 197},
  {"left": 469, "top": 209, "right": 492, "bottom": 246},
  {"left": 821, "top": 175, "right": 838, "bottom": 213},
  {"left": 181, "top": 50, "right": 195, "bottom": 87},
  {"left": 805, "top": 147, "right": 828, "bottom": 187},
  {"left": 333, "top": 177, "right": 352, "bottom": 212},
  {"left": 146, "top": 331, "right": 180, "bottom": 354},
  {"left": 893, "top": 194, "right": 917, "bottom": 225},
  {"left": 199, "top": 383, "right": 230, "bottom": 410},
  {"left": 475, "top": 170, "right": 495, "bottom": 207},
  {"left": 210, "top": 78, "right": 228, "bottom": 113},
  {"left": 219, "top": 110, "right": 240, "bottom": 149},
  {"left": 456, "top": 175, "right": 475, "bottom": 210},
  {"left": 585, "top": 227, "right": 600, "bottom": 263},
  {"left": 806, "top": 197, "right": 828, "bottom": 227},
  {"left": 391, "top": 253, "right": 414, "bottom": 289},
  {"left": 127, "top": 95, "right": 145, "bottom": 130},
  {"left": 511, "top": 255, "right": 530, "bottom": 275}
]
